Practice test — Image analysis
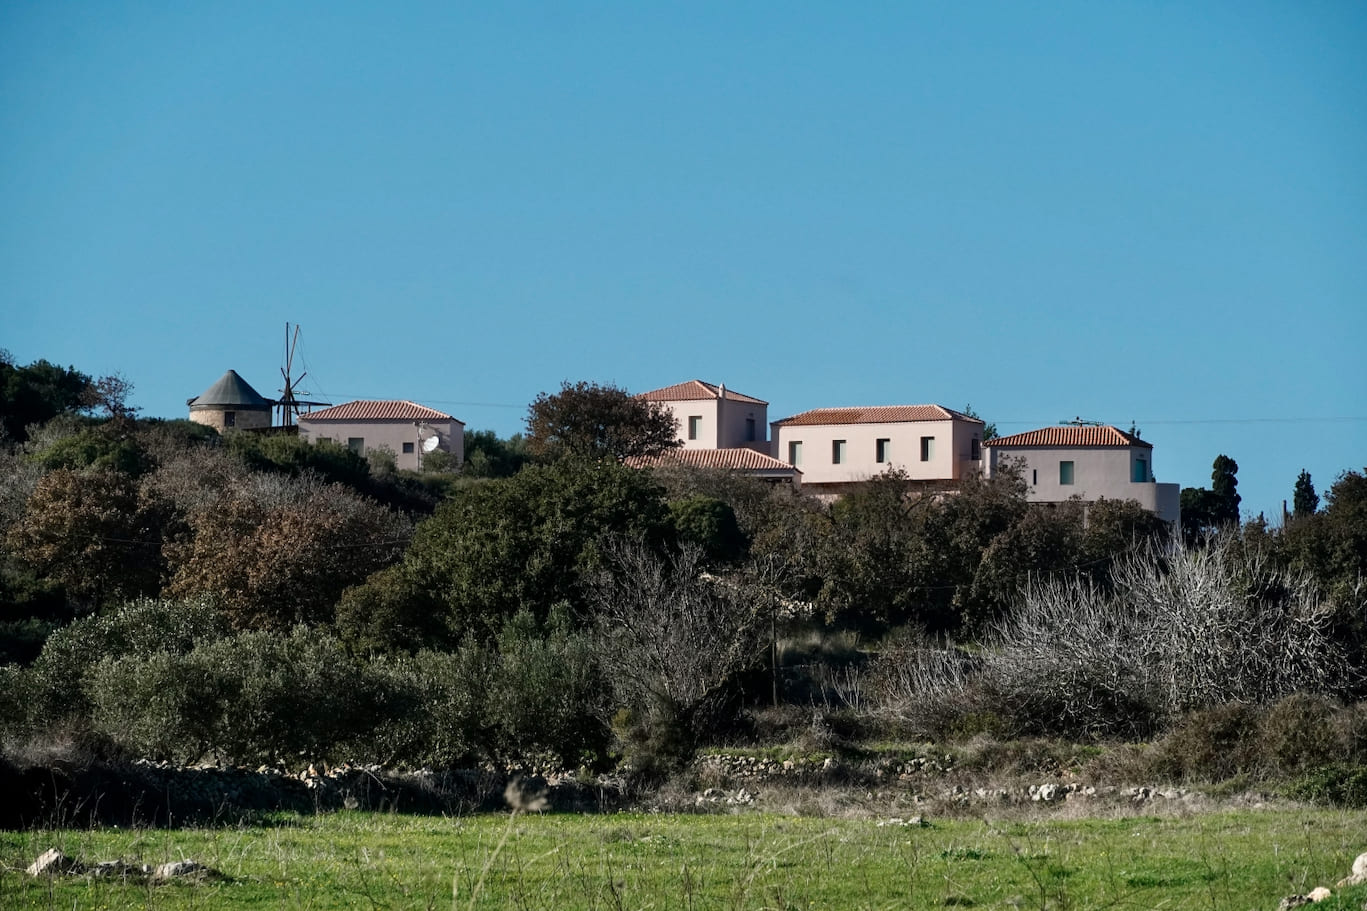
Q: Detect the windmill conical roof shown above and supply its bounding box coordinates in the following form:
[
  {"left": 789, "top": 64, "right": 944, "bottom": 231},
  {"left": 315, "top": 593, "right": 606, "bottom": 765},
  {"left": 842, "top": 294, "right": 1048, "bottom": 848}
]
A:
[{"left": 188, "top": 370, "right": 273, "bottom": 408}]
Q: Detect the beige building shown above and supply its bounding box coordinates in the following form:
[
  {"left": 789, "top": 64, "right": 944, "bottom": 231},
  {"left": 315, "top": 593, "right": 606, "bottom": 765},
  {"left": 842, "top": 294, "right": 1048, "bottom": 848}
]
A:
[
  {"left": 636, "top": 380, "right": 769, "bottom": 451},
  {"left": 983, "top": 425, "right": 1180, "bottom": 523},
  {"left": 297, "top": 400, "right": 464, "bottom": 471},
  {"left": 187, "top": 370, "right": 274, "bottom": 432},
  {"left": 771, "top": 405, "right": 985, "bottom": 497}
]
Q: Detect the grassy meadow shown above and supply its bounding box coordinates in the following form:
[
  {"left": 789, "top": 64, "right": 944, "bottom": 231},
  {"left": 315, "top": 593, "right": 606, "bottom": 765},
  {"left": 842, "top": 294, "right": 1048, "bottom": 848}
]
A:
[{"left": 4, "top": 808, "right": 1367, "bottom": 910}]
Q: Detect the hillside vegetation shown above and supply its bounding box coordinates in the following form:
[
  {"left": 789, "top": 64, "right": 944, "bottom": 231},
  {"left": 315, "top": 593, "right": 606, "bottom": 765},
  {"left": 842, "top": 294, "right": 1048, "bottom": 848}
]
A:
[{"left": 1, "top": 359, "right": 1365, "bottom": 816}]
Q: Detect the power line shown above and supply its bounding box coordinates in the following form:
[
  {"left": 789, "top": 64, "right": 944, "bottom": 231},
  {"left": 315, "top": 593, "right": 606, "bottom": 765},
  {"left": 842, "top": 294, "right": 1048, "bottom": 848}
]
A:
[{"left": 994, "top": 416, "right": 1367, "bottom": 427}]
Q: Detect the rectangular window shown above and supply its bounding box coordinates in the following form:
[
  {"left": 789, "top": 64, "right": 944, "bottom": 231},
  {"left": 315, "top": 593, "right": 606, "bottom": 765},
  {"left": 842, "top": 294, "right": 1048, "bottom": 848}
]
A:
[
  {"left": 788, "top": 440, "right": 802, "bottom": 465},
  {"left": 970, "top": 437, "right": 981, "bottom": 461},
  {"left": 920, "top": 436, "right": 935, "bottom": 461},
  {"left": 875, "top": 438, "right": 891, "bottom": 463},
  {"left": 223, "top": 411, "right": 236, "bottom": 428},
  {"left": 745, "top": 418, "right": 756, "bottom": 442},
  {"left": 1133, "top": 458, "right": 1148, "bottom": 483},
  {"left": 402, "top": 442, "right": 415, "bottom": 454},
  {"left": 688, "top": 415, "right": 702, "bottom": 440},
  {"left": 1059, "top": 461, "right": 1075, "bottom": 485},
  {"left": 832, "top": 440, "right": 847, "bottom": 464},
  {"left": 348, "top": 437, "right": 365, "bottom": 454},
  {"left": 1032, "top": 469, "right": 1037, "bottom": 486}
]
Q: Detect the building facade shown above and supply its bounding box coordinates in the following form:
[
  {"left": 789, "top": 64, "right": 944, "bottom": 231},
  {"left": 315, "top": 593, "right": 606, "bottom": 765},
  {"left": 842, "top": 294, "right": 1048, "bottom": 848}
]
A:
[
  {"left": 770, "top": 405, "right": 985, "bottom": 497},
  {"left": 636, "top": 380, "right": 769, "bottom": 451},
  {"left": 983, "top": 425, "right": 1180, "bottom": 523},
  {"left": 297, "top": 400, "right": 464, "bottom": 471}
]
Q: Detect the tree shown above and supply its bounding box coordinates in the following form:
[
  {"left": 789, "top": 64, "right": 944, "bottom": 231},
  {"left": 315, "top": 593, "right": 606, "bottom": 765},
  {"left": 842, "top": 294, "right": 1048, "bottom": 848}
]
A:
[
  {"left": 343, "top": 458, "right": 674, "bottom": 647},
  {"left": 1210, "top": 454, "right": 1241, "bottom": 525},
  {"left": 0, "top": 359, "right": 94, "bottom": 442},
  {"left": 165, "top": 473, "right": 410, "bottom": 629},
  {"left": 1293, "top": 469, "right": 1319, "bottom": 518},
  {"left": 461, "top": 429, "right": 530, "bottom": 478},
  {"left": 589, "top": 540, "right": 766, "bottom": 771},
  {"left": 1180, "top": 486, "right": 1220, "bottom": 545},
  {"left": 525, "top": 380, "right": 681, "bottom": 462},
  {"left": 961, "top": 404, "right": 997, "bottom": 441},
  {"left": 5, "top": 468, "right": 169, "bottom": 607}
]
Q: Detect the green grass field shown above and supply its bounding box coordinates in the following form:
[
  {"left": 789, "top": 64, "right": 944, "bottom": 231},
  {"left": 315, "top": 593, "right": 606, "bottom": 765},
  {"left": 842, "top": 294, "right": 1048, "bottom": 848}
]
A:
[{"left": 4, "top": 809, "right": 1367, "bottom": 910}]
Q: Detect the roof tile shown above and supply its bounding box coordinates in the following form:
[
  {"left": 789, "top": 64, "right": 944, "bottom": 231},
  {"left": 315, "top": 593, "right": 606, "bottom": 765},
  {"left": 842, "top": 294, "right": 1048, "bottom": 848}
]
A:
[
  {"left": 299, "top": 400, "right": 459, "bottom": 422},
  {"left": 628, "top": 447, "right": 800, "bottom": 473},
  {"left": 636, "top": 380, "right": 767, "bottom": 405},
  {"left": 772, "top": 405, "right": 981, "bottom": 426},
  {"left": 985, "top": 426, "right": 1152, "bottom": 448}
]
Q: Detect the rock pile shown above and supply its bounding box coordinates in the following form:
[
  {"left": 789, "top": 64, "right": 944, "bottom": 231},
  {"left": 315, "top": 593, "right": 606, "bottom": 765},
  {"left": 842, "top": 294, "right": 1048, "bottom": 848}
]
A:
[
  {"left": 1276, "top": 851, "right": 1367, "bottom": 909},
  {"left": 26, "top": 848, "right": 223, "bottom": 883}
]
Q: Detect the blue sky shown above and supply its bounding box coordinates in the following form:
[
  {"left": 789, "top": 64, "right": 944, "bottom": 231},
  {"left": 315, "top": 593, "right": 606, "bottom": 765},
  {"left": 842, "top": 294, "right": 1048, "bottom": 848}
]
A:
[{"left": 3, "top": 2, "right": 1364, "bottom": 519}]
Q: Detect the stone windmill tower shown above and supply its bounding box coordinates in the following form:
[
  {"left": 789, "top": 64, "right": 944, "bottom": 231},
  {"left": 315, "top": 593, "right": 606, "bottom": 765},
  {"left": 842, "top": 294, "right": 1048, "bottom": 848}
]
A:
[{"left": 186, "top": 369, "right": 273, "bottom": 431}]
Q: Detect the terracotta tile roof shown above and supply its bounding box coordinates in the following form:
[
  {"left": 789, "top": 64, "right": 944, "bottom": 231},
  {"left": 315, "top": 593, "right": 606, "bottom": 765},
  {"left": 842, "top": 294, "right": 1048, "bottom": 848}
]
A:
[
  {"left": 628, "top": 447, "right": 800, "bottom": 473},
  {"left": 985, "top": 425, "right": 1152, "bottom": 449},
  {"left": 772, "top": 405, "right": 981, "bottom": 427},
  {"left": 636, "top": 380, "right": 767, "bottom": 405},
  {"left": 299, "top": 400, "right": 459, "bottom": 422}
]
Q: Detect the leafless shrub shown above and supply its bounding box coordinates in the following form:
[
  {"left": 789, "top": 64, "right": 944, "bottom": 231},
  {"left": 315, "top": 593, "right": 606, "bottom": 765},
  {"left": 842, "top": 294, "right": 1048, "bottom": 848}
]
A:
[
  {"left": 588, "top": 539, "right": 767, "bottom": 766},
  {"left": 876, "top": 535, "right": 1348, "bottom": 739}
]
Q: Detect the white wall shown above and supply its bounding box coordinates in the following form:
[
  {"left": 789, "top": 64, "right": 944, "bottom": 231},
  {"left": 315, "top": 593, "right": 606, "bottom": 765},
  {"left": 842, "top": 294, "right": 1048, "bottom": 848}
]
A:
[
  {"left": 657, "top": 398, "right": 768, "bottom": 450},
  {"left": 987, "top": 444, "right": 1179, "bottom": 523},
  {"left": 772, "top": 419, "right": 982, "bottom": 486},
  {"left": 299, "top": 418, "right": 464, "bottom": 471}
]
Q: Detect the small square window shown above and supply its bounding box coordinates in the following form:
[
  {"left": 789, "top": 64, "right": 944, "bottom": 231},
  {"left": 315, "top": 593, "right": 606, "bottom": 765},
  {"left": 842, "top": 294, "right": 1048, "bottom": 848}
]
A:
[
  {"left": 223, "top": 411, "right": 236, "bottom": 427},
  {"left": 875, "top": 438, "right": 891, "bottom": 463},
  {"left": 402, "top": 442, "right": 415, "bottom": 454},
  {"left": 920, "top": 436, "right": 935, "bottom": 461},
  {"left": 688, "top": 415, "right": 702, "bottom": 440},
  {"left": 348, "top": 437, "right": 365, "bottom": 454},
  {"left": 832, "top": 440, "right": 847, "bottom": 464},
  {"left": 1060, "top": 461, "right": 1075, "bottom": 485},
  {"left": 788, "top": 440, "right": 802, "bottom": 465}
]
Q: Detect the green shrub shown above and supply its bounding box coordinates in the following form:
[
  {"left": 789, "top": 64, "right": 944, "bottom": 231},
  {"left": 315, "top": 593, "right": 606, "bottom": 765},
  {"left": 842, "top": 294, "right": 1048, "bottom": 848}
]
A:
[
  {"left": 1148, "top": 703, "right": 1264, "bottom": 782},
  {"left": 1284, "top": 763, "right": 1367, "bottom": 808},
  {"left": 24, "top": 596, "right": 227, "bottom": 723},
  {"left": 363, "top": 645, "right": 503, "bottom": 769},
  {"left": 1258, "top": 692, "right": 1343, "bottom": 774},
  {"left": 489, "top": 608, "right": 610, "bottom": 767},
  {"left": 85, "top": 651, "right": 219, "bottom": 763}
]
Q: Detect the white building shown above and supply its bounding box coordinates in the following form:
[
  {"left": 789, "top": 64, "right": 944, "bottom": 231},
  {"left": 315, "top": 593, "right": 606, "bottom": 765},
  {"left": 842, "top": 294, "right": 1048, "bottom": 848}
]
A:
[
  {"left": 636, "top": 380, "right": 769, "bottom": 451},
  {"left": 983, "top": 425, "right": 1180, "bottom": 523},
  {"left": 297, "top": 400, "right": 464, "bottom": 471},
  {"left": 770, "top": 405, "right": 985, "bottom": 498}
]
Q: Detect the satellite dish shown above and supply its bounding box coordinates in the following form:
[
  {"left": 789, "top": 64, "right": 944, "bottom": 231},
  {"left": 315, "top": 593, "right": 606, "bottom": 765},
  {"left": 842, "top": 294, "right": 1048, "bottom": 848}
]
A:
[{"left": 421, "top": 435, "right": 440, "bottom": 453}]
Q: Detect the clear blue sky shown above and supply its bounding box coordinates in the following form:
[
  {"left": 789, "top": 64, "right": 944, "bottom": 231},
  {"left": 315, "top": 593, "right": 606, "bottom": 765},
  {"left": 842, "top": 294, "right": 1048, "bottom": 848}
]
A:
[{"left": 3, "top": 2, "right": 1364, "bottom": 520}]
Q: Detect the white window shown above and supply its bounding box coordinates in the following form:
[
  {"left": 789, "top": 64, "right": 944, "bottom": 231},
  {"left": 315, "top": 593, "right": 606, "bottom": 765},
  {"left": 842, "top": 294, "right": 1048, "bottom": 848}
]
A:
[
  {"left": 920, "top": 436, "right": 935, "bottom": 461},
  {"left": 688, "top": 415, "right": 702, "bottom": 440},
  {"left": 876, "top": 438, "right": 891, "bottom": 463},
  {"left": 788, "top": 440, "right": 802, "bottom": 465},
  {"left": 832, "top": 440, "right": 847, "bottom": 464}
]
